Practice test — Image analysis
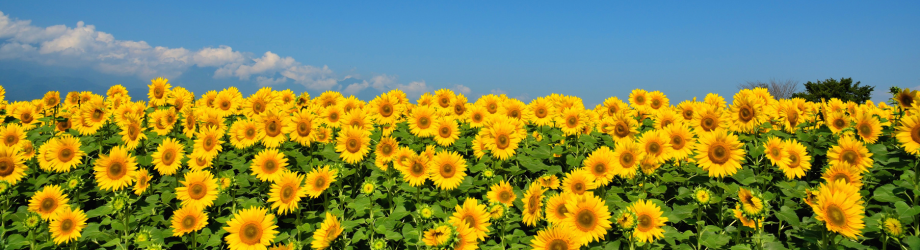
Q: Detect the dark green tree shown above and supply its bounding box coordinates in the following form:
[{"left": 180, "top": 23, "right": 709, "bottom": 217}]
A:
[{"left": 790, "top": 77, "right": 874, "bottom": 103}]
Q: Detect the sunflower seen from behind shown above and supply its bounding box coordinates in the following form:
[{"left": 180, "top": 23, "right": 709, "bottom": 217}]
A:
[
  {"left": 268, "top": 171, "right": 307, "bottom": 215},
  {"left": 152, "top": 137, "right": 185, "bottom": 176},
  {"left": 28, "top": 184, "right": 70, "bottom": 220},
  {"left": 93, "top": 146, "right": 137, "bottom": 191},
  {"left": 175, "top": 170, "right": 218, "bottom": 209},
  {"left": 335, "top": 125, "right": 372, "bottom": 164},
  {"left": 171, "top": 205, "right": 208, "bottom": 236},
  {"left": 305, "top": 165, "right": 337, "bottom": 198},
  {"left": 312, "top": 212, "right": 343, "bottom": 250},
  {"left": 224, "top": 207, "right": 279, "bottom": 250},
  {"left": 694, "top": 128, "right": 745, "bottom": 178},
  {"left": 250, "top": 148, "right": 289, "bottom": 183},
  {"left": 49, "top": 207, "right": 87, "bottom": 245}
]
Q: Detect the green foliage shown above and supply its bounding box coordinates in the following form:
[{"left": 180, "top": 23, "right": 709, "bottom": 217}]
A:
[{"left": 791, "top": 77, "right": 874, "bottom": 103}]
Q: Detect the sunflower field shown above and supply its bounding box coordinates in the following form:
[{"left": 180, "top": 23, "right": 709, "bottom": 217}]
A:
[{"left": 1, "top": 79, "right": 919, "bottom": 250}]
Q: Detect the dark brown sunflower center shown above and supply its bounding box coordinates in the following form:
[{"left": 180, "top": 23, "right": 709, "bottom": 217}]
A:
[
  {"left": 128, "top": 124, "right": 140, "bottom": 140},
  {"left": 638, "top": 214, "right": 652, "bottom": 231},
  {"left": 163, "top": 150, "right": 176, "bottom": 165},
  {"left": 154, "top": 87, "right": 164, "bottom": 98},
  {"left": 573, "top": 182, "right": 586, "bottom": 194},
  {"left": 709, "top": 144, "right": 729, "bottom": 164},
  {"left": 702, "top": 117, "right": 716, "bottom": 131},
  {"left": 281, "top": 185, "right": 295, "bottom": 202},
  {"left": 60, "top": 218, "right": 74, "bottom": 232},
  {"left": 0, "top": 157, "right": 13, "bottom": 176},
  {"left": 380, "top": 104, "right": 393, "bottom": 117},
  {"left": 203, "top": 137, "right": 216, "bottom": 151},
  {"left": 265, "top": 120, "right": 281, "bottom": 137},
  {"left": 527, "top": 193, "right": 540, "bottom": 213},
  {"left": 831, "top": 173, "right": 850, "bottom": 184},
  {"left": 651, "top": 99, "right": 661, "bottom": 109},
  {"left": 189, "top": 183, "right": 207, "bottom": 200},
  {"left": 899, "top": 93, "right": 914, "bottom": 108},
  {"left": 647, "top": 142, "right": 661, "bottom": 155},
  {"left": 671, "top": 135, "right": 685, "bottom": 149},
  {"left": 788, "top": 153, "right": 800, "bottom": 168},
  {"left": 575, "top": 210, "right": 596, "bottom": 230},
  {"left": 547, "top": 239, "right": 569, "bottom": 250},
  {"left": 41, "top": 198, "right": 57, "bottom": 212},
  {"left": 240, "top": 223, "right": 263, "bottom": 245},
  {"left": 614, "top": 122, "right": 629, "bottom": 137},
  {"left": 253, "top": 101, "right": 265, "bottom": 114},
  {"left": 57, "top": 119, "right": 71, "bottom": 131},
  {"left": 314, "top": 177, "right": 327, "bottom": 189},
  {"left": 220, "top": 100, "right": 231, "bottom": 110},
  {"left": 439, "top": 97, "right": 450, "bottom": 108},
  {"left": 912, "top": 125, "right": 920, "bottom": 143},
  {"left": 108, "top": 161, "right": 125, "bottom": 179},
  {"left": 439, "top": 163, "right": 455, "bottom": 178},
  {"left": 841, "top": 150, "right": 857, "bottom": 164},
  {"left": 454, "top": 103, "right": 465, "bottom": 115},
  {"left": 826, "top": 204, "right": 846, "bottom": 227},
  {"left": 536, "top": 107, "right": 548, "bottom": 118},
  {"left": 380, "top": 144, "right": 393, "bottom": 156},
  {"left": 594, "top": 163, "right": 607, "bottom": 174},
  {"left": 858, "top": 124, "right": 871, "bottom": 137},
  {"left": 263, "top": 159, "right": 278, "bottom": 173},
  {"left": 488, "top": 103, "right": 498, "bottom": 113},
  {"left": 833, "top": 119, "right": 846, "bottom": 129},
  {"left": 739, "top": 105, "right": 753, "bottom": 122},
  {"left": 346, "top": 138, "right": 360, "bottom": 153},
  {"left": 463, "top": 215, "right": 476, "bottom": 227},
  {"left": 21, "top": 113, "right": 33, "bottom": 123},
  {"left": 297, "top": 121, "right": 311, "bottom": 137},
  {"left": 510, "top": 109, "right": 521, "bottom": 119},
  {"left": 499, "top": 191, "right": 511, "bottom": 202},
  {"left": 4, "top": 135, "right": 16, "bottom": 146},
  {"left": 683, "top": 110, "right": 694, "bottom": 120},
  {"left": 410, "top": 161, "right": 425, "bottom": 176},
  {"left": 59, "top": 148, "right": 74, "bottom": 162},
  {"left": 621, "top": 152, "right": 635, "bottom": 166},
  {"left": 635, "top": 96, "right": 646, "bottom": 105},
  {"left": 182, "top": 215, "right": 196, "bottom": 229},
  {"left": 418, "top": 117, "right": 430, "bottom": 129},
  {"left": 328, "top": 112, "right": 339, "bottom": 121},
  {"left": 92, "top": 109, "right": 104, "bottom": 120},
  {"left": 439, "top": 126, "right": 451, "bottom": 138}
]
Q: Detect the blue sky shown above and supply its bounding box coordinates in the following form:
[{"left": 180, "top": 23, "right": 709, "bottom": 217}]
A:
[{"left": 0, "top": 1, "right": 917, "bottom": 105}]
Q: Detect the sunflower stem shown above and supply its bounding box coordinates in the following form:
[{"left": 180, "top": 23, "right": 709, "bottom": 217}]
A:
[
  {"left": 696, "top": 205, "right": 703, "bottom": 250},
  {"left": 192, "top": 229, "right": 198, "bottom": 249}
]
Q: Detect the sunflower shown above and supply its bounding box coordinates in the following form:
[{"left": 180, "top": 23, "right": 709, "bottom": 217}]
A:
[
  {"left": 652, "top": 108, "right": 679, "bottom": 130},
  {"left": 630, "top": 199, "right": 668, "bottom": 243},
  {"left": 285, "top": 109, "right": 316, "bottom": 147},
  {"left": 408, "top": 105, "right": 438, "bottom": 137},
  {"left": 822, "top": 165, "right": 863, "bottom": 189},
  {"left": 29, "top": 185, "right": 70, "bottom": 220},
  {"left": 11, "top": 102, "right": 41, "bottom": 130},
  {"left": 340, "top": 109, "right": 372, "bottom": 131},
  {"left": 175, "top": 170, "right": 219, "bottom": 209},
  {"left": 897, "top": 114, "right": 920, "bottom": 156},
  {"left": 777, "top": 139, "right": 812, "bottom": 180},
  {"left": 538, "top": 175, "right": 561, "bottom": 190},
  {"left": 527, "top": 97, "right": 557, "bottom": 126},
  {"left": 93, "top": 146, "right": 138, "bottom": 191},
  {"left": 545, "top": 192, "right": 572, "bottom": 225},
  {"left": 813, "top": 180, "right": 865, "bottom": 240},
  {"left": 763, "top": 136, "right": 788, "bottom": 166},
  {"left": 374, "top": 137, "right": 398, "bottom": 168},
  {"left": 321, "top": 105, "right": 344, "bottom": 128},
  {"left": 693, "top": 187, "right": 713, "bottom": 205},
  {"left": 117, "top": 115, "right": 147, "bottom": 150},
  {"left": 853, "top": 112, "right": 882, "bottom": 144},
  {"left": 691, "top": 104, "right": 728, "bottom": 133},
  {"left": 268, "top": 171, "right": 307, "bottom": 215},
  {"left": 638, "top": 130, "right": 672, "bottom": 164},
  {"left": 133, "top": 168, "right": 152, "bottom": 195},
  {"left": 448, "top": 94, "right": 470, "bottom": 120},
  {"left": 825, "top": 111, "right": 849, "bottom": 134},
  {"left": 882, "top": 214, "right": 904, "bottom": 238},
  {"left": 478, "top": 94, "right": 503, "bottom": 114},
  {"left": 738, "top": 187, "right": 765, "bottom": 217},
  {"left": 729, "top": 94, "right": 766, "bottom": 133},
  {"left": 733, "top": 203, "right": 761, "bottom": 229},
  {"left": 449, "top": 198, "right": 491, "bottom": 241},
  {"left": 451, "top": 221, "right": 478, "bottom": 250},
  {"left": 214, "top": 87, "right": 243, "bottom": 115},
  {"left": 395, "top": 151, "right": 429, "bottom": 186},
  {"left": 522, "top": 183, "right": 546, "bottom": 226},
  {"left": 605, "top": 112, "right": 638, "bottom": 143},
  {"left": 433, "top": 118, "right": 460, "bottom": 146},
  {"left": 895, "top": 88, "right": 918, "bottom": 109},
  {"left": 564, "top": 193, "right": 612, "bottom": 246},
  {"left": 171, "top": 205, "right": 209, "bottom": 236},
  {"left": 257, "top": 108, "right": 289, "bottom": 148},
  {"left": 422, "top": 224, "right": 455, "bottom": 247},
  {"left": 151, "top": 138, "right": 185, "bottom": 176},
  {"left": 49, "top": 207, "right": 87, "bottom": 245},
  {"left": 148, "top": 77, "right": 172, "bottom": 107},
  {"left": 468, "top": 105, "right": 490, "bottom": 128},
  {"left": 48, "top": 135, "right": 84, "bottom": 173},
  {"left": 629, "top": 89, "right": 649, "bottom": 108},
  {"left": 487, "top": 180, "right": 517, "bottom": 206},
  {"left": 0, "top": 145, "right": 27, "bottom": 185},
  {"left": 313, "top": 127, "right": 332, "bottom": 144},
  {"left": 694, "top": 128, "right": 745, "bottom": 178},
  {"left": 250, "top": 148, "right": 289, "bottom": 182},
  {"left": 335, "top": 126, "right": 371, "bottom": 165},
  {"left": 1, "top": 124, "right": 25, "bottom": 148},
  {"left": 827, "top": 136, "right": 873, "bottom": 173},
  {"left": 224, "top": 207, "right": 279, "bottom": 250},
  {"left": 612, "top": 139, "right": 641, "bottom": 179},
  {"left": 562, "top": 169, "right": 597, "bottom": 196},
  {"left": 243, "top": 87, "right": 279, "bottom": 118},
  {"left": 188, "top": 152, "right": 214, "bottom": 172},
  {"left": 310, "top": 212, "right": 343, "bottom": 250},
  {"left": 229, "top": 118, "right": 261, "bottom": 149},
  {"left": 484, "top": 117, "right": 523, "bottom": 160},
  {"left": 305, "top": 165, "right": 337, "bottom": 198},
  {"left": 193, "top": 126, "right": 224, "bottom": 160},
  {"left": 428, "top": 151, "right": 467, "bottom": 190},
  {"left": 147, "top": 109, "right": 174, "bottom": 136},
  {"left": 369, "top": 92, "right": 403, "bottom": 125},
  {"left": 555, "top": 107, "right": 586, "bottom": 136},
  {"left": 530, "top": 225, "right": 577, "bottom": 250}
]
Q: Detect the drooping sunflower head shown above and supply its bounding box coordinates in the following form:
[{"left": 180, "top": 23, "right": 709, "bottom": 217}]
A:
[
  {"left": 881, "top": 213, "right": 904, "bottom": 238},
  {"left": 614, "top": 208, "right": 637, "bottom": 232},
  {"left": 738, "top": 187, "right": 766, "bottom": 217}
]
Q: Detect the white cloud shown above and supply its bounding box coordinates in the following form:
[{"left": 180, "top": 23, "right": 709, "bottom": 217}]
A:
[
  {"left": 452, "top": 84, "right": 471, "bottom": 95},
  {"left": 255, "top": 76, "right": 287, "bottom": 86},
  {"left": 393, "top": 80, "right": 431, "bottom": 98},
  {"left": 343, "top": 81, "right": 370, "bottom": 95},
  {"left": 193, "top": 45, "right": 244, "bottom": 67},
  {"left": 490, "top": 88, "right": 507, "bottom": 95}
]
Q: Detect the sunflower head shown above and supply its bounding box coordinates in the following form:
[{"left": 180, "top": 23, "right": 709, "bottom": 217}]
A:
[
  {"left": 881, "top": 213, "right": 904, "bottom": 238},
  {"left": 422, "top": 222, "right": 457, "bottom": 247},
  {"left": 738, "top": 187, "right": 766, "bottom": 218},
  {"left": 693, "top": 187, "right": 713, "bottom": 205},
  {"left": 417, "top": 204, "right": 434, "bottom": 220},
  {"left": 371, "top": 239, "right": 387, "bottom": 250},
  {"left": 0, "top": 180, "right": 9, "bottom": 195},
  {"left": 361, "top": 181, "right": 376, "bottom": 195},
  {"left": 614, "top": 209, "right": 637, "bottom": 232},
  {"left": 24, "top": 213, "right": 42, "bottom": 229}
]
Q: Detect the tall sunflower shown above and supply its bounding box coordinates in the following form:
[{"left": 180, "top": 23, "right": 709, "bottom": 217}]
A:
[
  {"left": 422, "top": 224, "right": 454, "bottom": 247},
  {"left": 813, "top": 180, "right": 865, "bottom": 240},
  {"left": 612, "top": 139, "right": 642, "bottom": 179},
  {"left": 193, "top": 126, "right": 224, "bottom": 160},
  {"left": 826, "top": 136, "right": 873, "bottom": 173},
  {"left": 729, "top": 94, "right": 766, "bottom": 134},
  {"left": 171, "top": 205, "right": 209, "bottom": 236},
  {"left": 229, "top": 118, "right": 262, "bottom": 149},
  {"left": 152, "top": 138, "right": 185, "bottom": 176},
  {"left": 369, "top": 92, "right": 403, "bottom": 125},
  {"left": 564, "top": 193, "right": 612, "bottom": 246},
  {"left": 468, "top": 105, "right": 490, "bottom": 128},
  {"left": 647, "top": 91, "right": 669, "bottom": 111},
  {"left": 268, "top": 171, "right": 307, "bottom": 215},
  {"left": 487, "top": 180, "right": 517, "bottom": 206},
  {"left": 629, "top": 89, "right": 649, "bottom": 108},
  {"left": 895, "top": 88, "right": 919, "bottom": 109},
  {"left": 691, "top": 104, "right": 728, "bottom": 133},
  {"left": 522, "top": 183, "right": 546, "bottom": 226},
  {"left": 433, "top": 118, "right": 460, "bottom": 146},
  {"left": 484, "top": 117, "right": 523, "bottom": 160},
  {"left": 777, "top": 139, "right": 812, "bottom": 180},
  {"left": 663, "top": 123, "right": 695, "bottom": 162},
  {"left": 224, "top": 207, "right": 279, "bottom": 250},
  {"left": 305, "top": 165, "right": 337, "bottom": 198},
  {"left": 527, "top": 97, "right": 556, "bottom": 126},
  {"left": 556, "top": 107, "right": 586, "bottom": 136},
  {"left": 0, "top": 145, "right": 27, "bottom": 185},
  {"left": 49, "top": 207, "right": 87, "bottom": 245},
  {"left": 449, "top": 198, "right": 491, "bottom": 241},
  {"left": 250, "top": 148, "right": 289, "bottom": 182},
  {"left": 29, "top": 184, "right": 70, "bottom": 220},
  {"left": 428, "top": 151, "right": 467, "bottom": 190},
  {"left": 285, "top": 109, "right": 316, "bottom": 147},
  {"left": 93, "top": 146, "right": 138, "bottom": 191},
  {"left": 374, "top": 137, "right": 398, "bottom": 170},
  {"left": 258, "top": 108, "right": 289, "bottom": 148},
  {"left": 335, "top": 126, "right": 372, "bottom": 164},
  {"left": 49, "top": 135, "right": 85, "bottom": 173},
  {"left": 822, "top": 165, "right": 863, "bottom": 189},
  {"left": 606, "top": 112, "right": 639, "bottom": 144},
  {"left": 147, "top": 77, "right": 171, "bottom": 107},
  {"left": 340, "top": 109, "right": 372, "bottom": 131},
  {"left": 694, "top": 128, "right": 745, "bottom": 178},
  {"left": 853, "top": 112, "right": 882, "bottom": 144},
  {"left": 175, "top": 170, "right": 219, "bottom": 209},
  {"left": 530, "top": 225, "right": 578, "bottom": 250},
  {"left": 581, "top": 146, "right": 616, "bottom": 186},
  {"left": 311, "top": 212, "right": 343, "bottom": 250},
  {"left": 408, "top": 105, "right": 438, "bottom": 137},
  {"left": 118, "top": 115, "right": 147, "bottom": 150},
  {"left": 631, "top": 199, "right": 668, "bottom": 243},
  {"left": 825, "top": 111, "right": 849, "bottom": 134},
  {"left": 897, "top": 114, "right": 920, "bottom": 156}
]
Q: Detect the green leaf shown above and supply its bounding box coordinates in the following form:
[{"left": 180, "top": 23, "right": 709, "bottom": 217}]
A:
[
  {"left": 872, "top": 184, "right": 903, "bottom": 203},
  {"left": 669, "top": 203, "right": 697, "bottom": 222},
  {"left": 775, "top": 205, "right": 800, "bottom": 227},
  {"left": 348, "top": 196, "right": 371, "bottom": 217},
  {"left": 732, "top": 168, "right": 757, "bottom": 186},
  {"left": 86, "top": 205, "right": 114, "bottom": 219},
  {"left": 700, "top": 230, "right": 730, "bottom": 249},
  {"left": 531, "top": 144, "right": 552, "bottom": 159}
]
